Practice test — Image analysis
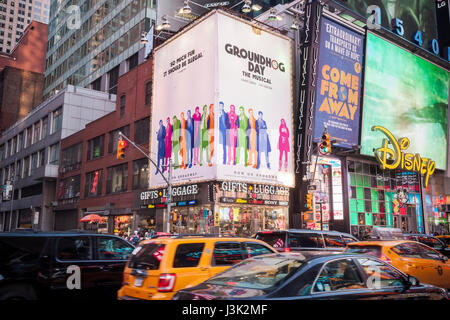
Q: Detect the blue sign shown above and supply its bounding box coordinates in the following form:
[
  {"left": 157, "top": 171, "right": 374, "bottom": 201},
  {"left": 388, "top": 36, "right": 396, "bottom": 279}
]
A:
[{"left": 313, "top": 17, "right": 364, "bottom": 148}]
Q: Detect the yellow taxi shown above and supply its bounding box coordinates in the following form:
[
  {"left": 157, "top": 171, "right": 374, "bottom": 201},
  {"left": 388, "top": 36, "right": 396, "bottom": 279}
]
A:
[
  {"left": 345, "top": 240, "right": 450, "bottom": 289},
  {"left": 117, "top": 234, "right": 277, "bottom": 300},
  {"left": 437, "top": 235, "right": 450, "bottom": 248}
]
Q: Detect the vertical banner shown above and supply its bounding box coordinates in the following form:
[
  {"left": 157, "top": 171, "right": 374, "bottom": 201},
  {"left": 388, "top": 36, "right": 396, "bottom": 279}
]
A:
[{"left": 313, "top": 17, "right": 364, "bottom": 148}]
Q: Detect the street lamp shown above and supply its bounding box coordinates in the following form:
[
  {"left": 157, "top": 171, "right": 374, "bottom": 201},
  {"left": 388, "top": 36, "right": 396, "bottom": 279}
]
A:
[{"left": 182, "top": 0, "right": 192, "bottom": 14}]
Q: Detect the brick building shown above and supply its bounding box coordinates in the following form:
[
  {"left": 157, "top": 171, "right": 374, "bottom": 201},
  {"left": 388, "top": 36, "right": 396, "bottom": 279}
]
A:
[{"left": 54, "top": 57, "right": 153, "bottom": 234}]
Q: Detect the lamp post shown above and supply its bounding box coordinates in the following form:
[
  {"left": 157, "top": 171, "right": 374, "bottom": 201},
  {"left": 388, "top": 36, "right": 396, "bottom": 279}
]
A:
[{"left": 118, "top": 132, "right": 173, "bottom": 233}]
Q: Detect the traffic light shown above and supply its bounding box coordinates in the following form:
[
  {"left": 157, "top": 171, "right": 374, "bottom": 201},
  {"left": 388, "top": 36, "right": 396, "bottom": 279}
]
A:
[
  {"left": 306, "top": 193, "right": 312, "bottom": 210},
  {"left": 117, "top": 139, "right": 127, "bottom": 159},
  {"left": 321, "top": 132, "right": 331, "bottom": 154}
]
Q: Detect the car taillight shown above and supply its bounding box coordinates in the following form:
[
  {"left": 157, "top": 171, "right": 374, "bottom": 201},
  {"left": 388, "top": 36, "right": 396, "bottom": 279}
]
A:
[
  {"left": 380, "top": 254, "right": 392, "bottom": 263},
  {"left": 158, "top": 273, "right": 176, "bottom": 292},
  {"left": 284, "top": 247, "right": 291, "bottom": 252}
]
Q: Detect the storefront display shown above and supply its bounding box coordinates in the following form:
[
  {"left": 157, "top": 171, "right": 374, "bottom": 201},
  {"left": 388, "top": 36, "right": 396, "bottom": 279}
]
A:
[{"left": 113, "top": 215, "right": 133, "bottom": 237}]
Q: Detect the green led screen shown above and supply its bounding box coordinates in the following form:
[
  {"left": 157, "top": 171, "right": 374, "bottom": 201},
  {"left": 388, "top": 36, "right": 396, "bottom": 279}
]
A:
[{"left": 361, "top": 33, "right": 449, "bottom": 170}]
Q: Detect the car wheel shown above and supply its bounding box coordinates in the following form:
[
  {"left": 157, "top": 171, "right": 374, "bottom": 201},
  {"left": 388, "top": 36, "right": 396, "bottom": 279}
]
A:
[{"left": 0, "top": 283, "right": 38, "bottom": 300}]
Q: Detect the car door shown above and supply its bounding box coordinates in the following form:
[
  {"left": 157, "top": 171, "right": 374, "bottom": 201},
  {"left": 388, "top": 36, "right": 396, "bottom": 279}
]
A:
[
  {"left": 208, "top": 241, "right": 244, "bottom": 278},
  {"left": 50, "top": 236, "right": 100, "bottom": 299},
  {"left": 417, "top": 243, "right": 450, "bottom": 289},
  {"left": 93, "top": 236, "right": 134, "bottom": 295}
]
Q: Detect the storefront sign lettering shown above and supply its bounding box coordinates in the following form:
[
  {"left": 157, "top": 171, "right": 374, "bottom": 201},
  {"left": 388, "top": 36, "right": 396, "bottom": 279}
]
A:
[
  {"left": 372, "top": 126, "right": 435, "bottom": 187},
  {"left": 220, "top": 181, "right": 289, "bottom": 196},
  {"left": 140, "top": 184, "right": 199, "bottom": 201}
]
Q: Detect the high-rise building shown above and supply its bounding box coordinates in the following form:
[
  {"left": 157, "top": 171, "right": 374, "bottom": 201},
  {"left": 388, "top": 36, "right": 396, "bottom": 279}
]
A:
[
  {"left": 0, "top": 0, "right": 50, "bottom": 54},
  {"left": 43, "top": 0, "right": 156, "bottom": 99}
]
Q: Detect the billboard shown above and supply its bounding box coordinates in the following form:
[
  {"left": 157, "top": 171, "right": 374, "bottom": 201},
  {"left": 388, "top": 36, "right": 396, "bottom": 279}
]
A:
[
  {"left": 335, "top": 0, "right": 438, "bottom": 48},
  {"left": 313, "top": 17, "right": 364, "bottom": 148},
  {"left": 361, "top": 33, "right": 449, "bottom": 170},
  {"left": 150, "top": 10, "right": 294, "bottom": 188}
]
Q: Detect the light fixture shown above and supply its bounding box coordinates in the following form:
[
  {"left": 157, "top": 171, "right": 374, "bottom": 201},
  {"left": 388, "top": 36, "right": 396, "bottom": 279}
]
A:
[
  {"left": 268, "top": 8, "right": 277, "bottom": 21},
  {"left": 155, "top": 24, "right": 163, "bottom": 31},
  {"left": 251, "top": 4, "right": 262, "bottom": 11},
  {"left": 242, "top": 0, "right": 251, "bottom": 13},
  {"left": 162, "top": 15, "right": 170, "bottom": 29},
  {"left": 182, "top": 0, "right": 192, "bottom": 14},
  {"left": 140, "top": 32, "right": 148, "bottom": 44},
  {"left": 290, "top": 18, "right": 299, "bottom": 30}
]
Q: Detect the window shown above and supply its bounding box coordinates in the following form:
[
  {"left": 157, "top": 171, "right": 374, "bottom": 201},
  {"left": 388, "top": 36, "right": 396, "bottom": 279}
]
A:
[
  {"left": 87, "top": 135, "right": 104, "bottom": 160},
  {"left": 128, "top": 52, "right": 138, "bottom": 70},
  {"left": 391, "top": 243, "right": 423, "bottom": 259},
  {"left": 108, "top": 126, "right": 129, "bottom": 153},
  {"left": 52, "top": 107, "right": 62, "bottom": 133},
  {"left": 289, "top": 233, "right": 324, "bottom": 248},
  {"left": 108, "top": 66, "right": 119, "bottom": 94},
  {"left": 323, "top": 235, "right": 345, "bottom": 248},
  {"left": 85, "top": 170, "right": 103, "bottom": 197},
  {"left": 356, "top": 258, "right": 405, "bottom": 288},
  {"left": 145, "top": 81, "right": 152, "bottom": 106},
  {"left": 57, "top": 175, "right": 80, "bottom": 199},
  {"left": 106, "top": 163, "right": 128, "bottom": 193},
  {"left": 11, "top": 136, "right": 17, "bottom": 154},
  {"left": 33, "top": 122, "right": 40, "bottom": 143},
  {"left": 49, "top": 142, "right": 60, "bottom": 165},
  {"left": 56, "top": 237, "right": 92, "bottom": 260},
  {"left": 18, "top": 131, "right": 24, "bottom": 151},
  {"left": 23, "top": 156, "right": 30, "bottom": 177},
  {"left": 133, "top": 158, "right": 148, "bottom": 190},
  {"left": 119, "top": 94, "right": 126, "bottom": 117},
  {"left": 173, "top": 243, "right": 205, "bottom": 268},
  {"left": 91, "top": 77, "right": 101, "bottom": 91},
  {"left": 134, "top": 117, "right": 149, "bottom": 145},
  {"left": 31, "top": 152, "right": 38, "bottom": 171},
  {"left": 242, "top": 242, "right": 273, "bottom": 259},
  {"left": 417, "top": 236, "right": 444, "bottom": 250},
  {"left": 343, "top": 236, "right": 357, "bottom": 244},
  {"left": 39, "top": 149, "right": 45, "bottom": 167},
  {"left": 417, "top": 243, "right": 444, "bottom": 261},
  {"left": 313, "top": 259, "right": 365, "bottom": 292},
  {"left": 96, "top": 237, "right": 133, "bottom": 260},
  {"left": 41, "top": 116, "right": 48, "bottom": 139},
  {"left": 0, "top": 237, "right": 47, "bottom": 264},
  {"left": 213, "top": 242, "right": 243, "bottom": 266},
  {"left": 128, "top": 243, "right": 165, "bottom": 270},
  {"left": 62, "top": 143, "right": 82, "bottom": 172}
]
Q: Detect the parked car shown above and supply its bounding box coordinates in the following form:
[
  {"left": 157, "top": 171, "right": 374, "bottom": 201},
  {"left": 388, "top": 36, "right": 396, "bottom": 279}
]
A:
[
  {"left": 436, "top": 235, "right": 450, "bottom": 248},
  {"left": 254, "top": 229, "right": 358, "bottom": 252},
  {"left": 345, "top": 240, "right": 450, "bottom": 290},
  {"left": 117, "top": 234, "right": 277, "bottom": 300},
  {"left": 0, "top": 231, "right": 134, "bottom": 300},
  {"left": 404, "top": 234, "right": 450, "bottom": 257},
  {"left": 172, "top": 252, "right": 448, "bottom": 300}
]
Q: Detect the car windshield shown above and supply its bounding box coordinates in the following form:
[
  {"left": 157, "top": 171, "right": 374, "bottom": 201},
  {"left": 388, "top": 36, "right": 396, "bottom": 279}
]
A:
[
  {"left": 205, "top": 255, "right": 304, "bottom": 290},
  {"left": 255, "top": 232, "right": 286, "bottom": 248},
  {"left": 345, "top": 245, "right": 382, "bottom": 258}
]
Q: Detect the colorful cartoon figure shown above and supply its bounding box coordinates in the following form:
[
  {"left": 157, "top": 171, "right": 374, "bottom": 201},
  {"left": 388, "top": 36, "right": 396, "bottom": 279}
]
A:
[
  {"left": 200, "top": 105, "right": 209, "bottom": 166},
  {"left": 207, "top": 103, "right": 215, "bottom": 166},
  {"left": 171, "top": 115, "right": 181, "bottom": 168},
  {"left": 278, "top": 118, "right": 289, "bottom": 172},
  {"left": 227, "top": 104, "right": 238, "bottom": 165},
  {"left": 164, "top": 117, "right": 172, "bottom": 170},
  {"left": 156, "top": 119, "right": 166, "bottom": 175},
  {"left": 256, "top": 111, "right": 271, "bottom": 169},
  {"left": 393, "top": 188, "right": 409, "bottom": 215},
  {"left": 236, "top": 106, "right": 248, "bottom": 166},
  {"left": 192, "top": 107, "right": 202, "bottom": 166},
  {"left": 219, "top": 101, "right": 230, "bottom": 165},
  {"left": 179, "top": 112, "right": 187, "bottom": 169},
  {"left": 186, "top": 110, "right": 194, "bottom": 168},
  {"left": 247, "top": 108, "right": 258, "bottom": 168}
]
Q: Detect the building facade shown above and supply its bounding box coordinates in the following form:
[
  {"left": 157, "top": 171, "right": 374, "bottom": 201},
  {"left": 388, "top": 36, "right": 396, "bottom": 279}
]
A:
[
  {"left": 0, "top": 85, "right": 116, "bottom": 231},
  {"left": 43, "top": 0, "right": 156, "bottom": 99},
  {"left": 54, "top": 58, "right": 152, "bottom": 234},
  {"left": 0, "top": 0, "right": 50, "bottom": 54}
]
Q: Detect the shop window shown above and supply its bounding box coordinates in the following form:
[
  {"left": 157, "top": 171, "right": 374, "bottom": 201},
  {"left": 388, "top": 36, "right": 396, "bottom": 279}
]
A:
[
  {"left": 106, "top": 163, "right": 128, "bottom": 193},
  {"left": 87, "top": 135, "right": 104, "bottom": 160},
  {"left": 133, "top": 158, "right": 148, "bottom": 190},
  {"left": 350, "top": 187, "right": 356, "bottom": 199},
  {"left": 95, "top": 237, "right": 133, "bottom": 260},
  {"left": 313, "top": 259, "right": 365, "bottom": 292},
  {"left": 173, "top": 243, "right": 205, "bottom": 268},
  {"left": 213, "top": 242, "right": 242, "bottom": 266},
  {"left": 347, "top": 161, "right": 355, "bottom": 173},
  {"left": 85, "top": 170, "right": 103, "bottom": 197},
  {"left": 108, "top": 126, "right": 130, "bottom": 153},
  {"left": 56, "top": 237, "right": 92, "bottom": 260},
  {"left": 57, "top": 175, "right": 80, "bottom": 200}
]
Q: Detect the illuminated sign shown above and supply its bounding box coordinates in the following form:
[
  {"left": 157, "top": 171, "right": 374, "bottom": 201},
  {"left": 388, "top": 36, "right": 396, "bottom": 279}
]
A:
[
  {"left": 140, "top": 184, "right": 199, "bottom": 201},
  {"left": 372, "top": 126, "right": 435, "bottom": 187},
  {"left": 220, "top": 181, "right": 289, "bottom": 196}
]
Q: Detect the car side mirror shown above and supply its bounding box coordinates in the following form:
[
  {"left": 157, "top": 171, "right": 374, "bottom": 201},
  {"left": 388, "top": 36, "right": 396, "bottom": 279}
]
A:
[{"left": 407, "top": 275, "right": 419, "bottom": 287}]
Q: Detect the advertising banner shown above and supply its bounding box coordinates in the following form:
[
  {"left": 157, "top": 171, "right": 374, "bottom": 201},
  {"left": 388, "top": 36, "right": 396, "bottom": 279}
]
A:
[
  {"left": 313, "top": 17, "right": 364, "bottom": 148},
  {"left": 361, "top": 33, "right": 449, "bottom": 170},
  {"left": 150, "top": 11, "right": 294, "bottom": 188}
]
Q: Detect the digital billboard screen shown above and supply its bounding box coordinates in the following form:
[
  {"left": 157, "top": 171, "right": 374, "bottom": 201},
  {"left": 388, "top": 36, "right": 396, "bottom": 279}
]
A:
[
  {"left": 313, "top": 17, "right": 364, "bottom": 148},
  {"left": 361, "top": 32, "right": 449, "bottom": 170}
]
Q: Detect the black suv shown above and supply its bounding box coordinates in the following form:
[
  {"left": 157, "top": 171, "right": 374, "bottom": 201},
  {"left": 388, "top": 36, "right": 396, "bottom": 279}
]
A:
[
  {"left": 404, "top": 233, "right": 450, "bottom": 258},
  {"left": 255, "top": 229, "right": 358, "bottom": 252},
  {"left": 0, "top": 231, "right": 134, "bottom": 300}
]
